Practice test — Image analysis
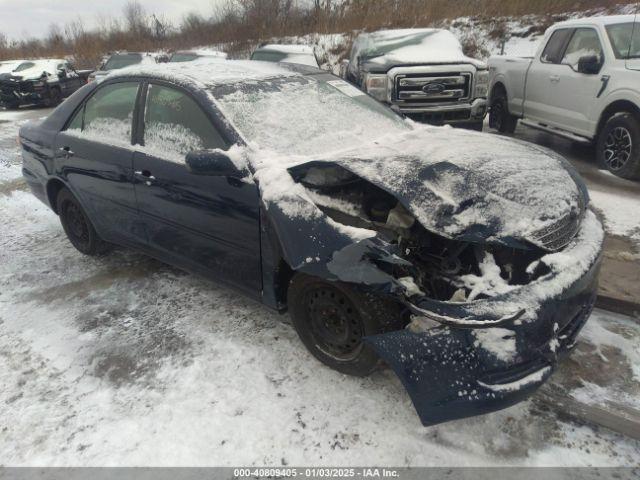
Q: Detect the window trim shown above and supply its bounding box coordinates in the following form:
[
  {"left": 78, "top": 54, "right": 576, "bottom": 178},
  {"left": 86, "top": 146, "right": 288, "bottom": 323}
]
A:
[
  {"left": 559, "top": 26, "right": 605, "bottom": 72},
  {"left": 540, "top": 28, "right": 575, "bottom": 64},
  {"left": 63, "top": 79, "right": 143, "bottom": 146},
  {"left": 136, "top": 79, "right": 232, "bottom": 151}
]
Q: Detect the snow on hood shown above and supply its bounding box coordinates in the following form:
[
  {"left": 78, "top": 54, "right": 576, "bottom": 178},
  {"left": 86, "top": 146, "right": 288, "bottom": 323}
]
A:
[
  {"left": 354, "top": 29, "right": 485, "bottom": 70},
  {"left": 248, "top": 125, "right": 586, "bottom": 251}
]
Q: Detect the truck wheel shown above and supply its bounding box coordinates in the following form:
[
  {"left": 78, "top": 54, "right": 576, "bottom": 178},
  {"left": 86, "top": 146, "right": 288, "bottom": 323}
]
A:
[
  {"left": 57, "top": 187, "right": 111, "bottom": 256},
  {"left": 489, "top": 92, "right": 517, "bottom": 134},
  {"left": 287, "top": 273, "right": 406, "bottom": 377},
  {"left": 3, "top": 101, "right": 20, "bottom": 110},
  {"left": 597, "top": 113, "right": 640, "bottom": 180},
  {"left": 45, "top": 88, "right": 62, "bottom": 107}
]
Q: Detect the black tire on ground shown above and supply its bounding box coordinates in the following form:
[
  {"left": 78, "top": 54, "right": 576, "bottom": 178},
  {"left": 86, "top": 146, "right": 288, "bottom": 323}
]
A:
[
  {"left": 287, "top": 273, "right": 406, "bottom": 376},
  {"left": 489, "top": 90, "right": 518, "bottom": 134},
  {"left": 458, "top": 121, "right": 484, "bottom": 131},
  {"left": 56, "top": 187, "right": 111, "bottom": 256},
  {"left": 45, "top": 88, "right": 62, "bottom": 107},
  {"left": 3, "top": 101, "right": 20, "bottom": 110},
  {"left": 596, "top": 112, "right": 640, "bottom": 180}
]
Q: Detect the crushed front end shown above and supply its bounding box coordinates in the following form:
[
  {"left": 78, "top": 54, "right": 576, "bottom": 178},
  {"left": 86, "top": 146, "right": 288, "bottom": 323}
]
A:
[{"left": 278, "top": 158, "right": 604, "bottom": 425}]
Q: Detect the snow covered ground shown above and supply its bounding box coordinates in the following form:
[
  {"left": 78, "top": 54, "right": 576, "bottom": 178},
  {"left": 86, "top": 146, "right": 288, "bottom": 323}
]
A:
[{"left": 1, "top": 107, "right": 639, "bottom": 466}]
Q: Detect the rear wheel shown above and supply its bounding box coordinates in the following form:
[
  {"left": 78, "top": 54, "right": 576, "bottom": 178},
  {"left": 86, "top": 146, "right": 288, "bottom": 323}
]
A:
[
  {"left": 489, "top": 90, "right": 517, "bottom": 134},
  {"left": 287, "top": 273, "right": 406, "bottom": 376},
  {"left": 45, "top": 88, "right": 62, "bottom": 107},
  {"left": 57, "top": 187, "right": 110, "bottom": 256},
  {"left": 596, "top": 112, "right": 640, "bottom": 180}
]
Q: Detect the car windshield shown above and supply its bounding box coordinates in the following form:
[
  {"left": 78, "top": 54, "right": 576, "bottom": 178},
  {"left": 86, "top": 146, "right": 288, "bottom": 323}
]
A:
[
  {"left": 103, "top": 54, "right": 143, "bottom": 70},
  {"left": 606, "top": 22, "right": 640, "bottom": 59},
  {"left": 170, "top": 53, "right": 199, "bottom": 63},
  {"left": 212, "top": 74, "right": 410, "bottom": 156},
  {"left": 13, "top": 62, "right": 35, "bottom": 72}
]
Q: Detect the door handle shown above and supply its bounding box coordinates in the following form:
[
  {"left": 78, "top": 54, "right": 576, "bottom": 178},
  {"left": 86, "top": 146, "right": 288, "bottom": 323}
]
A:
[
  {"left": 549, "top": 75, "right": 560, "bottom": 82},
  {"left": 59, "top": 146, "right": 74, "bottom": 157},
  {"left": 134, "top": 170, "right": 156, "bottom": 186}
]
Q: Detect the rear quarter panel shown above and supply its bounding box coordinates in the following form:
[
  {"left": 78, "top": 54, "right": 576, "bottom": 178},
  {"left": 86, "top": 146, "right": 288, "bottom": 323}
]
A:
[{"left": 489, "top": 56, "right": 532, "bottom": 116}]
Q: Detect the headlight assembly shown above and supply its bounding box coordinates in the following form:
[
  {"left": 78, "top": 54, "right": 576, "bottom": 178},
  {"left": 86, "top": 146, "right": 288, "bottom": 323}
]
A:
[
  {"left": 474, "top": 70, "right": 489, "bottom": 98},
  {"left": 364, "top": 74, "right": 389, "bottom": 103}
]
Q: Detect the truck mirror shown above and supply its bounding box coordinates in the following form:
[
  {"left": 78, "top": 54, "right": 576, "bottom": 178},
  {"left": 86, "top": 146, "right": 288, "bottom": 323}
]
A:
[{"left": 577, "top": 55, "right": 601, "bottom": 74}]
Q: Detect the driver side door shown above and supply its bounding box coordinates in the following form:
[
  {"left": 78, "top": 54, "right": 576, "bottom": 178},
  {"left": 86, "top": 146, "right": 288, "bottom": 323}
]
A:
[
  {"left": 132, "top": 82, "right": 262, "bottom": 297},
  {"left": 545, "top": 27, "right": 606, "bottom": 136}
]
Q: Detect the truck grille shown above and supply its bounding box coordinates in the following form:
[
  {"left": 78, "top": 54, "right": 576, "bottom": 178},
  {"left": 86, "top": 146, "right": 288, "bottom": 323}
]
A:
[{"left": 395, "top": 72, "right": 472, "bottom": 105}]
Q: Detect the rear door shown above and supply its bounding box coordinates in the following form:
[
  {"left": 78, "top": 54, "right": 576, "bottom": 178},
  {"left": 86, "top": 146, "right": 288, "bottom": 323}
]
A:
[
  {"left": 132, "top": 82, "right": 262, "bottom": 296},
  {"left": 54, "top": 80, "right": 145, "bottom": 245},
  {"left": 545, "top": 27, "right": 606, "bottom": 136},
  {"left": 523, "top": 28, "right": 574, "bottom": 123}
]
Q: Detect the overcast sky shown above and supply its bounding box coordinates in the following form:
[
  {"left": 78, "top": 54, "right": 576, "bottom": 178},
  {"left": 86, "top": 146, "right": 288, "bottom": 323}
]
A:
[{"left": 0, "top": 0, "right": 224, "bottom": 40}]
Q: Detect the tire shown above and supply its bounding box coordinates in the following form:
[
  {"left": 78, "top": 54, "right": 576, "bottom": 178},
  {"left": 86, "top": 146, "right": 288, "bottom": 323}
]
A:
[
  {"left": 56, "top": 187, "right": 111, "bottom": 256},
  {"left": 489, "top": 90, "right": 517, "bottom": 134},
  {"left": 596, "top": 112, "right": 640, "bottom": 180},
  {"left": 45, "top": 88, "right": 62, "bottom": 107},
  {"left": 287, "top": 273, "right": 406, "bottom": 376},
  {"left": 3, "top": 101, "right": 19, "bottom": 110},
  {"left": 458, "top": 121, "right": 484, "bottom": 132}
]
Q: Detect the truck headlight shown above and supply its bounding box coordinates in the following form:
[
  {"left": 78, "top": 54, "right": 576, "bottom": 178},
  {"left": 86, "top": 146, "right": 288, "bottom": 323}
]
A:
[
  {"left": 474, "top": 70, "right": 489, "bottom": 98},
  {"left": 364, "top": 74, "right": 388, "bottom": 102}
]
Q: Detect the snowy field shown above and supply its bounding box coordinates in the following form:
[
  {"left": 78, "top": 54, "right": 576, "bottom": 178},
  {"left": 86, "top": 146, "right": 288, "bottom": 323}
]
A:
[{"left": 1, "top": 108, "right": 640, "bottom": 466}]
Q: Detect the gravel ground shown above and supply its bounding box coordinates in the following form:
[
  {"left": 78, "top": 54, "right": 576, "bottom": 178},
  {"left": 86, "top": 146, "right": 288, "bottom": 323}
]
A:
[{"left": 1, "top": 107, "right": 639, "bottom": 466}]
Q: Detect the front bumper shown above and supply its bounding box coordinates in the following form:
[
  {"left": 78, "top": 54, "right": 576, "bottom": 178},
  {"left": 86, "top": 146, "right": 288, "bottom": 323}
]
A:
[
  {"left": 364, "top": 211, "right": 604, "bottom": 426},
  {"left": 0, "top": 86, "right": 45, "bottom": 106},
  {"left": 398, "top": 98, "right": 487, "bottom": 125}
]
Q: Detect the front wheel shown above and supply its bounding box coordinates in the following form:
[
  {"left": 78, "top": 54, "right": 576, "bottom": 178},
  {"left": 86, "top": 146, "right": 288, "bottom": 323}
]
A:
[
  {"left": 489, "top": 91, "right": 517, "bottom": 134},
  {"left": 287, "top": 273, "right": 406, "bottom": 376},
  {"left": 57, "top": 187, "right": 111, "bottom": 256},
  {"left": 596, "top": 112, "right": 640, "bottom": 180}
]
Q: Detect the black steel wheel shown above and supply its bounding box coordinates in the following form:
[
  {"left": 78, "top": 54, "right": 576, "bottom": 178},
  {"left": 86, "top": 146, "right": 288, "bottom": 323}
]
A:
[
  {"left": 287, "top": 273, "right": 406, "bottom": 376},
  {"left": 489, "top": 90, "right": 517, "bottom": 134},
  {"left": 57, "top": 187, "right": 110, "bottom": 255},
  {"left": 597, "top": 113, "right": 640, "bottom": 180}
]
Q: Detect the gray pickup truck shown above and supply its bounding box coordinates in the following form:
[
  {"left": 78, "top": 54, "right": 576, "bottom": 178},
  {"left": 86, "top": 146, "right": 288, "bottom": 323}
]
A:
[{"left": 340, "top": 28, "right": 489, "bottom": 130}]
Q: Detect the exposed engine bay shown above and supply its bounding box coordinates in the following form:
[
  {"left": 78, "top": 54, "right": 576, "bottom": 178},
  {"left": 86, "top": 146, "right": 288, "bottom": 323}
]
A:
[{"left": 291, "top": 163, "right": 552, "bottom": 303}]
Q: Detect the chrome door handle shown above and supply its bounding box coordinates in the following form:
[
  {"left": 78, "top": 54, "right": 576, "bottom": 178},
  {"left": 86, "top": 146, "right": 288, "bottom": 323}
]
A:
[
  {"left": 549, "top": 75, "right": 560, "bottom": 82},
  {"left": 59, "top": 146, "right": 74, "bottom": 157}
]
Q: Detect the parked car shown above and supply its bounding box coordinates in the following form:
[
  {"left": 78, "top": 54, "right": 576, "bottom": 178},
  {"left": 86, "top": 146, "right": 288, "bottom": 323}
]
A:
[
  {"left": 488, "top": 15, "right": 640, "bottom": 180},
  {"left": 341, "top": 29, "right": 489, "bottom": 130},
  {"left": 88, "top": 52, "right": 156, "bottom": 82},
  {"left": 20, "top": 60, "right": 603, "bottom": 426},
  {"left": 250, "top": 44, "right": 319, "bottom": 67},
  {"left": 0, "top": 59, "right": 90, "bottom": 109},
  {"left": 169, "top": 49, "right": 227, "bottom": 63},
  {"left": 0, "top": 60, "right": 30, "bottom": 74}
]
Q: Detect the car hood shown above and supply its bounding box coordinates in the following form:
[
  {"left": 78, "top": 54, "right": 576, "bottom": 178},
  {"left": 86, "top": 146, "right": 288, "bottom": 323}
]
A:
[{"left": 290, "top": 127, "right": 588, "bottom": 251}]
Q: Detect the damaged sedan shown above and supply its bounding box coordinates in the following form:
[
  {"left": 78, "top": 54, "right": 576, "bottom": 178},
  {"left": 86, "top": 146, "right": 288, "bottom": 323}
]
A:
[{"left": 19, "top": 60, "right": 604, "bottom": 426}]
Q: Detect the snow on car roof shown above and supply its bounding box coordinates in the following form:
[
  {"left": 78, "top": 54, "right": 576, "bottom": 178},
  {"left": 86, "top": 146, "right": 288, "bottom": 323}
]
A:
[
  {"left": 9, "top": 59, "right": 67, "bottom": 79},
  {"left": 554, "top": 14, "right": 637, "bottom": 27},
  {"left": 353, "top": 28, "right": 480, "bottom": 66},
  {"left": 174, "top": 48, "right": 228, "bottom": 58},
  {"left": 104, "top": 59, "right": 303, "bottom": 86},
  {"left": 256, "top": 44, "right": 315, "bottom": 55}
]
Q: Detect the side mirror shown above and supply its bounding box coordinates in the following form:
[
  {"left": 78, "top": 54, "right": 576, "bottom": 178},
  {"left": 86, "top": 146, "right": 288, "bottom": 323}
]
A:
[
  {"left": 57, "top": 69, "right": 67, "bottom": 79},
  {"left": 185, "top": 150, "right": 245, "bottom": 177},
  {"left": 577, "top": 55, "right": 601, "bottom": 74}
]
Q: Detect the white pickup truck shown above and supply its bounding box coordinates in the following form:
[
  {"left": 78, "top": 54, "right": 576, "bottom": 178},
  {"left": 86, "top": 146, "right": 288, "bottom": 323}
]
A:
[{"left": 488, "top": 15, "right": 640, "bottom": 179}]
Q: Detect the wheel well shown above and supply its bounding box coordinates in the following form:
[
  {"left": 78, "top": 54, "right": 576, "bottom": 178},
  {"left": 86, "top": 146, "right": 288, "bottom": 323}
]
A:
[
  {"left": 490, "top": 82, "right": 507, "bottom": 101},
  {"left": 597, "top": 100, "right": 640, "bottom": 137},
  {"left": 46, "top": 179, "right": 66, "bottom": 214}
]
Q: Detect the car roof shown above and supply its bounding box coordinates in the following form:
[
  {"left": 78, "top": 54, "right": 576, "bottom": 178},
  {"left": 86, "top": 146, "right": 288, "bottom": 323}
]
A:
[
  {"left": 255, "top": 44, "right": 315, "bottom": 55},
  {"left": 553, "top": 14, "right": 638, "bottom": 28},
  {"left": 103, "top": 58, "right": 312, "bottom": 87}
]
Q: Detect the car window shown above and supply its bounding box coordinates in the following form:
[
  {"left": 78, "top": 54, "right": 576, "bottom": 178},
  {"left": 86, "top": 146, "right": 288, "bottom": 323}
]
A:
[
  {"left": 541, "top": 29, "right": 573, "bottom": 64},
  {"left": 169, "top": 53, "right": 199, "bottom": 63},
  {"left": 251, "top": 50, "right": 289, "bottom": 62},
  {"left": 606, "top": 22, "right": 640, "bottom": 59},
  {"left": 13, "top": 62, "right": 35, "bottom": 72},
  {"left": 561, "top": 28, "right": 604, "bottom": 68},
  {"left": 69, "top": 82, "right": 139, "bottom": 145},
  {"left": 143, "top": 84, "right": 226, "bottom": 162},
  {"left": 103, "top": 54, "right": 143, "bottom": 71}
]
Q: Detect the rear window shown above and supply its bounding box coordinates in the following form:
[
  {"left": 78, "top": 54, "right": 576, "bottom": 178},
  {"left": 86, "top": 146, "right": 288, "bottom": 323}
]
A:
[
  {"left": 251, "top": 51, "right": 290, "bottom": 63},
  {"left": 606, "top": 22, "right": 640, "bottom": 59},
  {"left": 13, "top": 62, "right": 35, "bottom": 72},
  {"left": 541, "top": 29, "right": 573, "bottom": 63},
  {"left": 103, "top": 54, "right": 143, "bottom": 71}
]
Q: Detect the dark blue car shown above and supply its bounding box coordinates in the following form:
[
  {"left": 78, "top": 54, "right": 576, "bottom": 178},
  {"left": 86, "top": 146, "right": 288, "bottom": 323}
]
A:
[{"left": 19, "top": 60, "right": 604, "bottom": 426}]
